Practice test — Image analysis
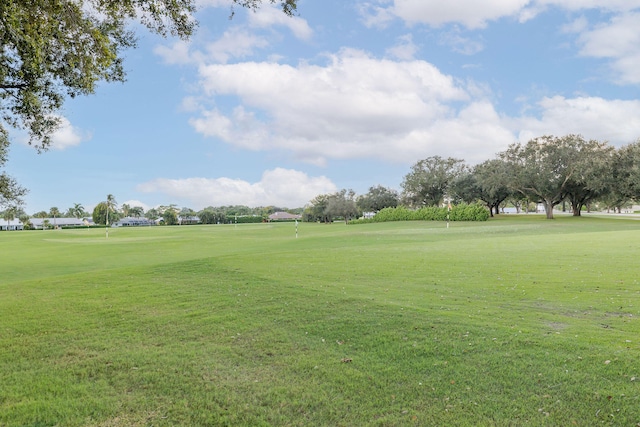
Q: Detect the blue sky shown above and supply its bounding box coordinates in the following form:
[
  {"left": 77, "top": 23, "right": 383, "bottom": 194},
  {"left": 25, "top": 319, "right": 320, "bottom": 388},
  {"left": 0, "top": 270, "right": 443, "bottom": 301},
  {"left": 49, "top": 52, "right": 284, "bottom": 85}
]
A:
[{"left": 7, "top": 0, "right": 640, "bottom": 214}]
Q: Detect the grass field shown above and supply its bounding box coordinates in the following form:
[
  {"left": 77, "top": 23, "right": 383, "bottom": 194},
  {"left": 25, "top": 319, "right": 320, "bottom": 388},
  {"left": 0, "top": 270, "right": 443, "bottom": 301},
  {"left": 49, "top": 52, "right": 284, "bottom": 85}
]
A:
[{"left": 1, "top": 215, "right": 640, "bottom": 426}]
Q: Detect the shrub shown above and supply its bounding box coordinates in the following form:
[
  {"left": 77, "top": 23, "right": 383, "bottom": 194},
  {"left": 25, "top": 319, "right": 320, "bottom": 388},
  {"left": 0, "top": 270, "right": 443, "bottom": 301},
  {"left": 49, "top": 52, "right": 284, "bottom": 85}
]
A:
[{"left": 349, "top": 204, "right": 489, "bottom": 224}]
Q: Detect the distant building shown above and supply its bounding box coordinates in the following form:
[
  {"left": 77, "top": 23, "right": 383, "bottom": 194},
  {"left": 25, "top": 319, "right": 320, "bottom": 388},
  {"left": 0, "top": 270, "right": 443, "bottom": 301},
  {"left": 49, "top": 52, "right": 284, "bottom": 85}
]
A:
[
  {"left": 29, "top": 217, "right": 90, "bottom": 229},
  {"left": 178, "top": 216, "right": 200, "bottom": 225},
  {"left": 112, "top": 217, "right": 156, "bottom": 227},
  {"left": 0, "top": 220, "right": 24, "bottom": 231},
  {"left": 268, "top": 211, "right": 302, "bottom": 221}
]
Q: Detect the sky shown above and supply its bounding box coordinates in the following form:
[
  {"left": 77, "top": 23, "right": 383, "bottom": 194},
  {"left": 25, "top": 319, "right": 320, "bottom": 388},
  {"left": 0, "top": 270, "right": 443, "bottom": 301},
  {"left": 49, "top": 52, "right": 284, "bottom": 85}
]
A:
[{"left": 7, "top": 0, "right": 640, "bottom": 214}]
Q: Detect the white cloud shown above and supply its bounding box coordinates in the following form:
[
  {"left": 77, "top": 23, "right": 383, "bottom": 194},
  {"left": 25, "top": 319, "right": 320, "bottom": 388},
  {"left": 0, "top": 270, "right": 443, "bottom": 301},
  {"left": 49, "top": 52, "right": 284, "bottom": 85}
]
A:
[
  {"left": 560, "top": 16, "right": 589, "bottom": 34},
  {"left": 154, "top": 28, "right": 269, "bottom": 65},
  {"left": 439, "top": 28, "right": 484, "bottom": 55},
  {"left": 50, "top": 116, "right": 91, "bottom": 150},
  {"left": 247, "top": 5, "right": 313, "bottom": 40},
  {"left": 388, "top": 0, "right": 531, "bottom": 29},
  {"left": 367, "top": 0, "right": 640, "bottom": 29},
  {"left": 153, "top": 40, "right": 196, "bottom": 65},
  {"left": 512, "top": 96, "right": 640, "bottom": 144},
  {"left": 204, "top": 28, "right": 270, "bottom": 63},
  {"left": 358, "top": 1, "right": 396, "bottom": 28},
  {"left": 191, "top": 49, "right": 492, "bottom": 164},
  {"left": 575, "top": 12, "right": 640, "bottom": 84},
  {"left": 188, "top": 49, "right": 640, "bottom": 164},
  {"left": 136, "top": 168, "right": 337, "bottom": 208},
  {"left": 535, "top": 0, "right": 640, "bottom": 12},
  {"left": 386, "top": 34, "right": 418, "bottom": 60}
]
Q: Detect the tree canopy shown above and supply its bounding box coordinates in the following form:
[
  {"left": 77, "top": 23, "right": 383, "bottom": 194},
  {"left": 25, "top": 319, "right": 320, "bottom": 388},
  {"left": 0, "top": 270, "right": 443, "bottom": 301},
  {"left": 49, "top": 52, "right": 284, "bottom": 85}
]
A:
[
  {"left": 401, "top": 156, "right": 467, "bottom": 207},
  {"left": 356, "top": 185, "right": 399, "bottom": 213}
]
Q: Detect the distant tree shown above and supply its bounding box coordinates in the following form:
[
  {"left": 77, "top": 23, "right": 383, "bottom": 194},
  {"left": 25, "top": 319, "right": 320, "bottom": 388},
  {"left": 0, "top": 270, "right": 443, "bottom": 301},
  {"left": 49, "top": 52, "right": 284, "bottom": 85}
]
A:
[
  {"left": 19, "top": 214, "right": 31, "bottom": 229},
  {"left": 2, "top": 207, "right": 16, "bottom": 230},
  {"left": 501, "top": 135, "right": 585, "bottom": 219},
  {"left": 326, "top": 189, "right": 359, "bottom": 224},
  {"left": 356, "top": 185, "right": 399, "bottom": 213},
  {"left": 34, "top": 211, "right": 48, "bottom": 228},
  {"left": 49, "top": 206, "right": 60, "bottom": 228},
  {"left": 92, "top": 203, "right": 107, "bottom": 225},
  {"left": 401, "top": 156, "right": 467, "bottom": 207},
  {"left": 199, "top": 208, "right": 228, "bottom": 224},
  {"left": 145, "top": 208, "right": 160, "bottom": 220},
  {"left": 162, "top": 209, "right": 178, "bottom": 225},
  {"left": 121, "top": 203, "right": 131, "bottom": 217},
  {"left": 105, "top": 194, "right": 117, "bottom": 226},
  {"left": 615, "top": 140, "right": 640, "bottom": 203},
  {"left": 453, "top": 159, "right": 513, "bottom": 216},
  {"left": 304, "top": 194, "right": 331, "bottom": 223},
  {"left": 129, "top": 206, "right": 144, "bottom": 218},
  {"left": 93, "top": 201, "right": 120, "bottom": 225},
  {"left": 70, "top": 203, "right": 85, "bottom": 219},
  {"left": 563, "top": 138, "right": 615, "bottom": 216}
]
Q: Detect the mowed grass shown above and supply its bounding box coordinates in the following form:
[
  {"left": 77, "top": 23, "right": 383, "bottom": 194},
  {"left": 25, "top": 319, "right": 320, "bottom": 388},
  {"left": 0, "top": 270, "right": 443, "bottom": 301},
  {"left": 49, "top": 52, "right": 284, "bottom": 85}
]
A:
[{"left": 1, "top": 215, "right": 640, "bottom": 426}]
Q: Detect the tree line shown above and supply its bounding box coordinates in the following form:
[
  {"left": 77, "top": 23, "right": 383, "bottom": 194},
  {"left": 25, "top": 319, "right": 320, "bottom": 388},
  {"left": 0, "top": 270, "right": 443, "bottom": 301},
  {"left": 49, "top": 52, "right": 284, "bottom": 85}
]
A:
[
  {"left": 305, "top": 135, "right": 640, "bottom": 222},
  {"left": 4, "top": 134, "right": 640, "bottom": 228},
  {"left": 1, "top": 197, "right": 305, "bottom": 229}
]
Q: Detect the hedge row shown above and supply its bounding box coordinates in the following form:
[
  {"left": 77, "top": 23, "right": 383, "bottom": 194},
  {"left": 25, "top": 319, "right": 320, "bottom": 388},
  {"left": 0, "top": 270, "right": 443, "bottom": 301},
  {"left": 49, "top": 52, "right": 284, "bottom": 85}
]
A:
[{"left": 350, "top": 204, "right": 490, "bottom": 224}]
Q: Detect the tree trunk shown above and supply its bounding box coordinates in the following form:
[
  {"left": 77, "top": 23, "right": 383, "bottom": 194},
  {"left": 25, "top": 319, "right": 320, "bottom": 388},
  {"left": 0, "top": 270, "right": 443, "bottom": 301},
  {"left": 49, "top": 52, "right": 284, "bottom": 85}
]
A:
[
  {"left": 544, "top": 200, "right": 555, "bottom": 219},
  {"left": 487, "top": 203, "right": 494, "bottom": 217},
  {"left": 571, "top": 201, "right": 582, "bottom": 216},
  {"left": 494, "top": 205, "right": 500, "bottom": 216}
]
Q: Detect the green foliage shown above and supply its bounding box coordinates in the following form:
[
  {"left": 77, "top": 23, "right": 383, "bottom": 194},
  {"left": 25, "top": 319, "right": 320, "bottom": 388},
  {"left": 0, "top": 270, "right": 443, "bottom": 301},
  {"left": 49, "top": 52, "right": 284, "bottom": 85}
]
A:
[
  {"left": 92, "top": 202, "right": 108, "bottom": 225},
  {"left": 198, "top": 209, "right": 225, "bottom": 224},
  {"left": 0, "top": 130, "right": 27, "bottom": 209},
  {"left": 162, "top": 209, "right": 178, "bottom": 225},
  {"left": 92, "top": 202, "right": 121, "bottom": 225},
  {"left": 356, "top": 185, "right": 399, "bottom": 212},
  {"left": 401, "top": 156, "right": 467, "bottom": 207},
  {"left": 351, "top": 203, "right": 489, "bottom": 223},
  {"left": 448, "top": 203, "right": 491, "bottom": 221},
  {"left": 228, "top": 215, "right": 264, "bottom": 224}
]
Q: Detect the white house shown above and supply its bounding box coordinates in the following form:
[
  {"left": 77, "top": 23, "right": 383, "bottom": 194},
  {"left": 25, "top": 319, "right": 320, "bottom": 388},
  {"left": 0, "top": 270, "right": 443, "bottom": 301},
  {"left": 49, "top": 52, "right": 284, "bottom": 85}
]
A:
[
  {"left": 29, "top": 217, "right": 92, "bottom": 229},
  {"left": 112, "top": 216, "right": 156, "bottom": 227},
  {"left": 0, "top": 219, "right": 24, "bottom": 231}
]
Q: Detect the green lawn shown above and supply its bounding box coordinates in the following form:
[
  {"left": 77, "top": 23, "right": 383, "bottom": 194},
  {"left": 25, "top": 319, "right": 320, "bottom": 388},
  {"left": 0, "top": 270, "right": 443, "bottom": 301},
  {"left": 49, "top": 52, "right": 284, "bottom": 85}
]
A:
[{"left": 1, "top": 215, "right": 640, "bottom": 426}]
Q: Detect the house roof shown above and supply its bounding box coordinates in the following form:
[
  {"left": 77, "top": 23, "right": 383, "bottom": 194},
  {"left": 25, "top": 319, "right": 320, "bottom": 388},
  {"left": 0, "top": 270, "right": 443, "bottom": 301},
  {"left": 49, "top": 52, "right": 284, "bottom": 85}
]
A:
[
  {"left": 268, "top": 211, "right": 302, "bottom": 220},
  {"left": 29, "top": 218, "right": 89, "bottom": 226}
]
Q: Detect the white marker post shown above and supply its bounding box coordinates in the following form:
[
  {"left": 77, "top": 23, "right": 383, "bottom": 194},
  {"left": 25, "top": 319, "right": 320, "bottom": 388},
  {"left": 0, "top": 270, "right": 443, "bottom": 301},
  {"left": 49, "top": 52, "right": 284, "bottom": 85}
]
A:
[{"left": 295, "top": 219, "right": 298, "bottom": 238}]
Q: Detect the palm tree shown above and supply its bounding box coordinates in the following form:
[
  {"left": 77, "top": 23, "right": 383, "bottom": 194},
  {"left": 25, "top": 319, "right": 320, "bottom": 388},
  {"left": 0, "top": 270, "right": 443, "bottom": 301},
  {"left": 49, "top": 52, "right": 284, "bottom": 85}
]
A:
[
  {"left": 121, "top": 203, "right": 131, "bottom": 218},
  {"left": 49, "top": 207, "right": 60, "bottom": 229},
  {"left": 71, "top": 203, "right": 85, "bottom": 219},
  {"left": 129, "top": 206, "right": 144, "bottom": 218},
  {"left": 3, "top": 208, "right": 16, "bottom": 231},
  {"left": 105, "top": 194, "right": 117, "bottom": 226}
]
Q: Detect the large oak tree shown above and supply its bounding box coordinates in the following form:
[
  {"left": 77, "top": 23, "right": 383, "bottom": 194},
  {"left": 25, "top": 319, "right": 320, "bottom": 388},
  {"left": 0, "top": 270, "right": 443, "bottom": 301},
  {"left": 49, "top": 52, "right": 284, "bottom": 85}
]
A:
[{"left": 401, "top": 156, "right": 467, "bottom": 207}]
